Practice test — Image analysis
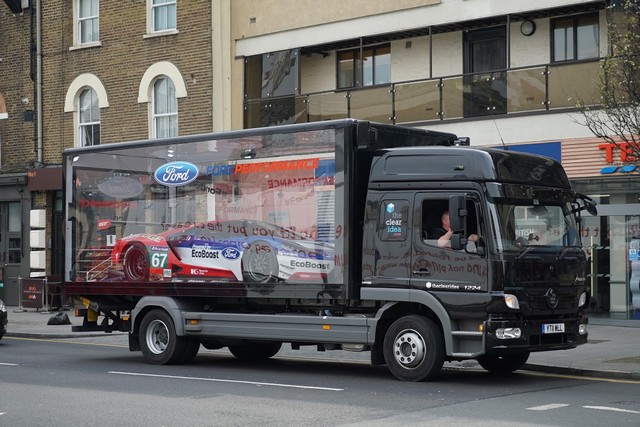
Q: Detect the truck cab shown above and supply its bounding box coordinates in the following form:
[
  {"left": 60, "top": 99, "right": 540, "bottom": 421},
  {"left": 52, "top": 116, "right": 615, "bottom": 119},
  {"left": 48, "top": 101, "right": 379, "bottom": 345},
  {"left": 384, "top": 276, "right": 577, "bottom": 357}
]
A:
[{"left": 361, "top": 147, "right": 591, "bottom": 373}]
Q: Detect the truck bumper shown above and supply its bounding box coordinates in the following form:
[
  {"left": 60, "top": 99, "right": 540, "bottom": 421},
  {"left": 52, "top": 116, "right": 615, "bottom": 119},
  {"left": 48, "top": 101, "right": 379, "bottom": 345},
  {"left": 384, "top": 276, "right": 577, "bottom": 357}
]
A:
[{"left": 484, "top": 316, "right": 588, "bottom": 355}]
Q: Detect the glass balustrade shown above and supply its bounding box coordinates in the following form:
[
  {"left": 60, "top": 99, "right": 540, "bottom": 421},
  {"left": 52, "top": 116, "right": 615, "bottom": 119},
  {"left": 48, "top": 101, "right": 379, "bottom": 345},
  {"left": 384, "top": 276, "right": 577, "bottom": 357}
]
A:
[
  {"left": 349, "top": 86, "right": 393, "bottom": 123},
  {"left": 548, "top": 61, "right": 602, "bottom": 109},
  {"left": 307, "top": 92, "right": 349, "bottom": 122},
  {"left": 395, "top": 80, "right": 441, "bottom": 123},
  {"left": 245, "top": 60, "right": 603, "bottom": 127}
]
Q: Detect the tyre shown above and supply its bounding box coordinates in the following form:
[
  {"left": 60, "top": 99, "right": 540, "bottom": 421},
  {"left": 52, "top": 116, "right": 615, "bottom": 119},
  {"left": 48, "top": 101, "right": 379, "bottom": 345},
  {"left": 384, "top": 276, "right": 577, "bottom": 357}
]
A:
[
  {"left": 383, "top": 315, "right": 445, "bottom": 382},
  {"left": 242, "top": 241, "right": 279, "bottom": 283},
  {"left": 123, "top": 243, "right": 150, "bottom": 282},
  {"left": 139, "top": 309, "right": 187, "bottom": 365},
  {"left": 477, "top": 352, "right": 530, "bottom": 375},
  {"left": 229, "top": 341, "right": 282, "bottom": 361},
  {"left": 178, "top": 338, "right": 200, "bottom": 364}
]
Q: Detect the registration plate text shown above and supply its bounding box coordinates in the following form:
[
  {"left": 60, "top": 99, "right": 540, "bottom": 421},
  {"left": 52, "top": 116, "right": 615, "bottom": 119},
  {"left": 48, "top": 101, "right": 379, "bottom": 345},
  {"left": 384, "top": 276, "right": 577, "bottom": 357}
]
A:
[{"left": 542, "top": 323, "right": 565, "bottom": 334}]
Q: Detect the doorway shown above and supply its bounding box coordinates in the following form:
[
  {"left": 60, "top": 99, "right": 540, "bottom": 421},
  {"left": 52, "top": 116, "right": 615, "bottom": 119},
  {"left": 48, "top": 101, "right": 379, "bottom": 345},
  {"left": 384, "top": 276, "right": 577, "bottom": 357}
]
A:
[
  {"left": 0, "top": 201, "right": 23, "bottom": 305},
  {"left": 463, "top": 27, "right": 507, "bottom": 117}
]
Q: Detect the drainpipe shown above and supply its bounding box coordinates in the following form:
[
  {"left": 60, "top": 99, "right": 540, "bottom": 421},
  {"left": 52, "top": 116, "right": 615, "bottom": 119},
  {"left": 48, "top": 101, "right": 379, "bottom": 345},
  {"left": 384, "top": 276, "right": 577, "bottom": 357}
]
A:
[{"left": 35, "top": 0, "right": 42, "bottom": 165}]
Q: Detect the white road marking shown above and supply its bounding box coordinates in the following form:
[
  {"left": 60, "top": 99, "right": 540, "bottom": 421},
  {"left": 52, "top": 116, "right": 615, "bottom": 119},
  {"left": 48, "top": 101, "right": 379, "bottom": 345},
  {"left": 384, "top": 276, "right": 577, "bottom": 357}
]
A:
[
  {"left": 0, "top": 363, "right": 18, "bottom": 366},
  {"left": 109, "top": 371, "right": 344, "bottom": 391},
  {"left": 583, "top": 405, "right": 640, "bottom": 414},
  {"left": 527, "top": 403, "right": 570, "bottom": 411}
]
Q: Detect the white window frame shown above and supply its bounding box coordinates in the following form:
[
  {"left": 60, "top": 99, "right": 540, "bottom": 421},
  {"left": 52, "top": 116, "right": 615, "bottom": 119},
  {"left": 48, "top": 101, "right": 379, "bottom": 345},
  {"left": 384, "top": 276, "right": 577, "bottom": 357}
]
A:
[
  {"left": 137, "top": 62, "right": 187, "bottom": 138},
  {"left": 78, "top": 88, "right": 100, "bottom": 147},
  {"left": 73, "top": 0, "right": 100, "bottom": 48},
  {"left": 64, "top": 74, "right": 109, "bottom": 147},
  {"left": 146, "top": 0, "right": 178, "bottom": 36},
  {"left": 152, "top": 77, "right": 178, "bottom": 139}
]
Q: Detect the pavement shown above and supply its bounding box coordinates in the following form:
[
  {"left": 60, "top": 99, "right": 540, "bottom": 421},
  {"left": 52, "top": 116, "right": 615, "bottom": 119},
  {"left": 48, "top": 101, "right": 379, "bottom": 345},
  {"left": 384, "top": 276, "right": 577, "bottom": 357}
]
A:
[{"left": 2, "top": 306, "right": 640, "bottom": 380}]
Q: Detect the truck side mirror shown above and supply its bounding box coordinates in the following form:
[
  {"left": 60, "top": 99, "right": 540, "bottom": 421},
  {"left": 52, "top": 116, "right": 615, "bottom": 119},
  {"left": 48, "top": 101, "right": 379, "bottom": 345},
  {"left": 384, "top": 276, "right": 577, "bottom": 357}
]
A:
[{"left": 449, "top": 195, "right": 468, "bottom": 251}]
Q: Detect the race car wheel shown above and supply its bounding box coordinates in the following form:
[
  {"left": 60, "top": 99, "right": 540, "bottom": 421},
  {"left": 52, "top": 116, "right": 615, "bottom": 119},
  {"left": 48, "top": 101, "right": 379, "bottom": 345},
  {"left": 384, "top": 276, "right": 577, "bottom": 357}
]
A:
[
  {"left": 139, "top": 309, "right": 188, "bottom": 365},
  {"left": 383, "top": 315, "right": 445, "bottom": 382},
  {"left": 124, "top": 243, "right": 150, "bottom": 282},
  {"left": 242, "top": 240, "right": 279, "bottom": 283},
  {"left": 477, "top": 351, "right": 530, "bottom": 375}
]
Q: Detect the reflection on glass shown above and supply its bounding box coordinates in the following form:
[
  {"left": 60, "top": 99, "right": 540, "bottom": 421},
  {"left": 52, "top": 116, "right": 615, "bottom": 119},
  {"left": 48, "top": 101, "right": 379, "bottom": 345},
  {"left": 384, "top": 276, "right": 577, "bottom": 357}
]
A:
[
  {"left": 261, "top": 50, "right": 299, "bottom": 97},
  {"left": 506, "top": 67, "right": 546, "bottom": 113},
  {"left": 307, "top": 92, "right": 348, "bottom": 122},
  {"left": 70, "top": 126, "right": 346, "bottom": 288},
  {"left": 490, "top": 200, "right": 580, "bottom": 253},
  {"left": 441, "top": 77, "right": 464, "bottom": 120},
  {"left": 395, "top": 81, "right": 441, "bottom": 123},
  {"left": 244, "top": 97, "right": 306, "bottom": 128},
  {"left": 463, "top": 72, "right": 507, "bottom": 117},
  {"left": 350, "top": 87, "right": 392, "bottom": 123},
  {"left": 549, "top": 61, "right": 601, "bottom": 108}
]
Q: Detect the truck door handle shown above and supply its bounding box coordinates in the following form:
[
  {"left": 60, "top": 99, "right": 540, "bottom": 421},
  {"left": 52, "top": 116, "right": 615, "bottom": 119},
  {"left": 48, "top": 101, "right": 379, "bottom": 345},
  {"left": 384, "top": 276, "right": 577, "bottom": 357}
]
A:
[{"left": 413, "top": 268, "right": 431, "bottom": 276}]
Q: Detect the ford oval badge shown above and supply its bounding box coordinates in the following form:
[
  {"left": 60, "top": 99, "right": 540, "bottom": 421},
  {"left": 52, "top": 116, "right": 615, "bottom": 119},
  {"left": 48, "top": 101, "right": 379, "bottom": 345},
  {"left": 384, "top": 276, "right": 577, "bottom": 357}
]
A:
[
  {"left": 221, "top": 247, "right": 241, "bottom": 260},
  {"left": 154, "top": 161, "right": 199, "bottom": 187}
]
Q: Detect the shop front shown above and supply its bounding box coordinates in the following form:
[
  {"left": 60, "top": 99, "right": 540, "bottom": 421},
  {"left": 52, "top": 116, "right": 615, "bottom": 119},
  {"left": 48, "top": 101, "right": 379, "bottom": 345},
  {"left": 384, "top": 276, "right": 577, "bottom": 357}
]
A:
[{"left": 563, "top": 139, "right": 640, "bottom": 321}]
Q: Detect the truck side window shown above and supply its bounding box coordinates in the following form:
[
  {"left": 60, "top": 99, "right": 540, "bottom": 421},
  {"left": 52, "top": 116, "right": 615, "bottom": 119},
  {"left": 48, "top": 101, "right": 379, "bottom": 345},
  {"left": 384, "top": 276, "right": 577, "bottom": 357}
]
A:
[
  {"left": 380, "top": 200, "right": 409, "bottom": 241},
  {"left": 421, "top": 199, "right": 449, "bottom": 243},
  {"left": 421, "top": 198, "right": 481, "bottom": 249}
]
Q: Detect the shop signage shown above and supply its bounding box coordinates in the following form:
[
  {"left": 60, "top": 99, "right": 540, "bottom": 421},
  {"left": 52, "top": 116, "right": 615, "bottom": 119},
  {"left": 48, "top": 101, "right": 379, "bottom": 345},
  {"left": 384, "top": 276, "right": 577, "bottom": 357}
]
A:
[{"left": 598, "top": 142, "right": 639, "bottom": 175}]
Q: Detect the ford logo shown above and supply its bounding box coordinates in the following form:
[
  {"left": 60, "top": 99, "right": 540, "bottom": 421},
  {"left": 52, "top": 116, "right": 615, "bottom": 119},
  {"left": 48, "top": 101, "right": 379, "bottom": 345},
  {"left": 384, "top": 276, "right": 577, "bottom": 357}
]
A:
[
  {"left": 154, "top": 161, "right": 199, "bottom": 187},
  {"left": 221, "top": 247, "right": 241, "bottom": 260}
]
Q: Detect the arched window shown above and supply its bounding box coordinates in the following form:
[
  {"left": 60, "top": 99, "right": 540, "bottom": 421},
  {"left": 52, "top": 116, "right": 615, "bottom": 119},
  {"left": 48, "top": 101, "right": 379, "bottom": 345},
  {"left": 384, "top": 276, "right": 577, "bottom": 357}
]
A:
[
  {"left": 152, "top": 77, "right": 177, "bottom": 138},
  {"left": 79, "top": 88, "right": 100, "bottom": 146}
]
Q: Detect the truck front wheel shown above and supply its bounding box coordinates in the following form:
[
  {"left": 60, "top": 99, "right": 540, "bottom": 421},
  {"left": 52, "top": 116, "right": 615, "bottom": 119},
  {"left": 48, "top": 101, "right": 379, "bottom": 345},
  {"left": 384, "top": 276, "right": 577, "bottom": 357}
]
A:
[
  {"left": 383, "top": 315, "right": 444, "bottom": 382},
  {"left": 139, "top": 309, "right": 187, "bottom": 365},
  {"left": 477, "top": 352, "right": 530, "bottom": 375}
]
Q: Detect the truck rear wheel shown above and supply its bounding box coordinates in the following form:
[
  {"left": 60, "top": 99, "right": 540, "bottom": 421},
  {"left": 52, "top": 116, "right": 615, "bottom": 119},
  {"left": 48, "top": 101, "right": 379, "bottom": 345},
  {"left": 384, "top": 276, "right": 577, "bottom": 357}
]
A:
[
  {"left": 477, "top": 352, "right": 530, "bottom": 375},
  {"left": 229, "top": 341, "right": 282, "bottom": 361},
  {"left": 139, "top": 309, "right": 187, "bottom": 365},
  {"left": 383, "top": 315, "right": 444, "bottom": 382}
]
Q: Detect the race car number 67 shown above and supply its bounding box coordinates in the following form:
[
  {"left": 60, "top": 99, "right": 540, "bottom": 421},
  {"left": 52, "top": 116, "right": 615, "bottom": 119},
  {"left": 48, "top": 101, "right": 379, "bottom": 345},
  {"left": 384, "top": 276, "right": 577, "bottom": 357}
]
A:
[{"left": 151, "top": 253, "right": 168, "bottom": 268}]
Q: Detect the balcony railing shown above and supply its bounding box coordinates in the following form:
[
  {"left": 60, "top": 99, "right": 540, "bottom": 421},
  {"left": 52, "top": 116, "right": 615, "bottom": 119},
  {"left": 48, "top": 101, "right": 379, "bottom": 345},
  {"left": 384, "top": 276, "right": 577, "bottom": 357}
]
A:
[{"left": 244, "top": 59, "right": 602, "bottom": 128}]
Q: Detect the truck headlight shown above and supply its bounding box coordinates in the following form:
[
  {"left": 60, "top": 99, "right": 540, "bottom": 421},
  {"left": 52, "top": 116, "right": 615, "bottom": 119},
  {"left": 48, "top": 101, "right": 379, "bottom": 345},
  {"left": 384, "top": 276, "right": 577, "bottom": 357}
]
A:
[
  {"left": 578, "top": 292, "right": 588, "bottom": 307},
  {"left": 504, "top": 294, "right": 520, "bottom": 309}
]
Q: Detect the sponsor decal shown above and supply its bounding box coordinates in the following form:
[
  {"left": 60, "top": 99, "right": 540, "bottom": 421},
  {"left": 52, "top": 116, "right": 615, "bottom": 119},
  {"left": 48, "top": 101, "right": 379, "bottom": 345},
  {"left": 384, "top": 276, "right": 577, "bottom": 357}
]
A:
[
  {"left": 221, "top": 247, "right": 240, "bottom": 260},
  {"left": 290, "top": 260, "right": 330, "bottom": 270},
  {"left": 97, "top": 219, "right": 111, "bottom": 231},
  {"left": 154, "top": 161, "right": 199, "bottom": 186},
  {"left": 98, "top": 176, "right": 144, "bottom": 198},
  {"left": 191, "top": 244, "right": 220, "bottom": 259}
]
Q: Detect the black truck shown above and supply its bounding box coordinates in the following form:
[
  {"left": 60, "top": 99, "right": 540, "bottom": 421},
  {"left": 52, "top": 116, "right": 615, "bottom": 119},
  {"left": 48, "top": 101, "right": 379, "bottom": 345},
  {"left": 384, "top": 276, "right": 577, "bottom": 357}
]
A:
[{"left": 63, "top": 119, "right": 595, "bottom": 381}]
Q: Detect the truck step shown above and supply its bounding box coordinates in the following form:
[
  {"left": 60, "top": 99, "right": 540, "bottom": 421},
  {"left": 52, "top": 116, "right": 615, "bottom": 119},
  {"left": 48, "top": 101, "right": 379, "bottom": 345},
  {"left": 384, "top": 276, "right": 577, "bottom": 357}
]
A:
[{"left": 451, "top": 352, "right": 476, "bottom": 358}]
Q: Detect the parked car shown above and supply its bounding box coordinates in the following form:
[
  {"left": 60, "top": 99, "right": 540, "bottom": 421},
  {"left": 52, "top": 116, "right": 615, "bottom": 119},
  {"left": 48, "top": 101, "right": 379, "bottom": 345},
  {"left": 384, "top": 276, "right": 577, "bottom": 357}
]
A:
[
  {"left": 0, "top": 298, "right": 7, "bottom": 340},
  {"left": 110, "top": 220, "right": 334, "bottom": 284}
]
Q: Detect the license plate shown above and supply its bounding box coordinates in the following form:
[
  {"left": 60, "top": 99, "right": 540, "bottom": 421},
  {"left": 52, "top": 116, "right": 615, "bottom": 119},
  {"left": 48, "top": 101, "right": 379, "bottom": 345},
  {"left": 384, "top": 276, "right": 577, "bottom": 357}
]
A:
[{"left": 542, "top": 323, "right": 565, "bottom": 334}]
